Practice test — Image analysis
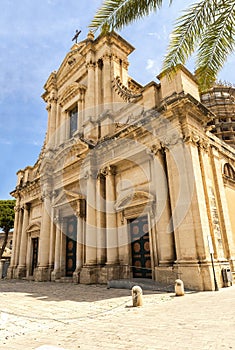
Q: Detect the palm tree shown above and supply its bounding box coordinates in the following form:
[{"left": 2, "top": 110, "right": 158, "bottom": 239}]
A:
[{"left": 89, "top": 0, "right": 235, "bottom": 91}]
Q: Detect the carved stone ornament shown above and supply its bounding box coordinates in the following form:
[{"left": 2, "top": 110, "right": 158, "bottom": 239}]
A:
[
  {"left": 149, "top": 143, "right": 162, "bottom": 156},
  {"left": 162, "top": 132, "right": 181, "bottom": 148},
  {"left": 112, "top": 76, "right": 142, "bottom": 102},
  {"left": 100, "top": 165, "right": 116, "bottom": 177},
  {"left": 14, "top": 205, "right": 21, "bottom": 212},
  {"left": 183, "top": 130, "right": 201, "bottom": 145}
]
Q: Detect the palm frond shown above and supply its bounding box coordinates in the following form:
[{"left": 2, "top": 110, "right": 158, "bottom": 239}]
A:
[
  {"left": 162, "top": 0, "right": 217, "bottom": 73},
  {"left": 196, "top": 1, "right": 235, "bottom": 90},
  {"left": 89, "top": 0, "right": 168, "bottom": 32}
]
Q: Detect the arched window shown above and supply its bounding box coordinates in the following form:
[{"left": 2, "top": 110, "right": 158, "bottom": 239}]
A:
[{"left": 223, "top": 163, "right": 235, "bottom": 180}]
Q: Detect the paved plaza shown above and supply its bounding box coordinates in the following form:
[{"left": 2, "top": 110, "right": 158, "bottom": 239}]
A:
[{"left": 0, "top": 280, "right": 235, "bottom": 350}]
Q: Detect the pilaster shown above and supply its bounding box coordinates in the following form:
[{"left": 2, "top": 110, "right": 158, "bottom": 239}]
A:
[
  {"left": 16, "top": 204, "right": 30, "bottom": 278},
  {"left": 35, "top": 189, "right": 52, "bottom": 281},
  {"left": 7, "top": 205, "right": 21, "bottom": 278},
  {"left": 51, "top": 215, "right": 62, "bottom": 281},
  {"left": 103, "top": 165, "right": 119, "bottom": 265},
  {"left": 96, "top": 173, "right": 106, "bottom": 265},
  {"left": 73, "top": 200, "right": 85, "bottom": 283}
]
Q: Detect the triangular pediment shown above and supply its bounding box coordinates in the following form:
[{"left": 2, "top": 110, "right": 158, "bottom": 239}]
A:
[
  {"left": 56, "top": 43, "right": 86, "bottom": 81},
  {"left": 53, "top": 190, "right": 84, "bottom": 208},
  {"left": 115, "top": 191, "right": 155, "bottom": 211}
]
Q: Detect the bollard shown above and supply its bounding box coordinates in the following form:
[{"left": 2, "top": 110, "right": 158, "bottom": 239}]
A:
[
  {"left": 132, "top": 285, "right": 143, "bottom": 307},
  {"left": 175, "top": 279, "right": 185, "bottom": 296}
]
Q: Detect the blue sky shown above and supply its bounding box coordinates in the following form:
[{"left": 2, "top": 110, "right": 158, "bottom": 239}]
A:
[{"left": 1, "top": 0, "right": 235, "bottom": 199}]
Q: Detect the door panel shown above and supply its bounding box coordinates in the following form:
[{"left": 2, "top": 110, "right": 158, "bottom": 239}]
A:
[
  {"left": 130, "top": 216, "right": 152, "bottom": 279},
  {"left": 30, "top": 237, "right": 38, "bottom": 276},
  {"left": 66, "top": 216, "right": 77, "bottom": 277}
]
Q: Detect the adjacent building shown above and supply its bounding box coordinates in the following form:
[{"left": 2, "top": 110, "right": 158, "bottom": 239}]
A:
[{"left": 8, "top": 31, "right": 235, "bottom": 290}]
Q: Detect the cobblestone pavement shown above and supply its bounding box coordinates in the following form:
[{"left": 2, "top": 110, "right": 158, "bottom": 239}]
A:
[{"left": 0, "top": 280, "right": 235, "bottom": 350}]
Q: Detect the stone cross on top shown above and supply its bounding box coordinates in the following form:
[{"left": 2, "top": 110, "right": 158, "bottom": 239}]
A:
[{"left": 72, "top": 29, "right": 81, "bottom": 43}]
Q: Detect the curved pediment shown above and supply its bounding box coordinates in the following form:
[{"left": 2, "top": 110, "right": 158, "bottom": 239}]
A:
[
  {"left": 26, "top": 222, "right": 41, "bottom": 233},
  {"left": 115, "top": 191, "right": 155, "bottom": 211},
  {"left": 58, "top": 83, "right": 86, "bottom": 107},
  {"left": 53, "top": 138, "right": 89, "bottom": 164}
]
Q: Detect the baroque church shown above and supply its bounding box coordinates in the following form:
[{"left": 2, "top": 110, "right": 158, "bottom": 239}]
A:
[{"left": 8, "top": 31, "right": 235, "bottom": 290}]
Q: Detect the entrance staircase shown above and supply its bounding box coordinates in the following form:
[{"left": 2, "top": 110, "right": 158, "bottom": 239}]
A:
[{"left": 107, "top": 278, "right": 177, "bottom": 292}]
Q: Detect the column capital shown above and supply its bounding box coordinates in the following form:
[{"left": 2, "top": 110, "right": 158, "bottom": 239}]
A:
[
  {"left": 147, "top": 143, "right": 163, "bottom": 156},
  {"left": 101, "top": 165, "right": 116, "bottom": 176},
  {"left": 14, "top": 205, "right": 21, "bottom": 212},
  {"left": 161, "top": 132, "right": 182, "bottom": 150},
  {"left": 198, "top": 138, "right": 210, "bottom": 152},
  {"left": 41, "top": 190, "right": 52, "bottom": 202},
  {"left": 86, "top": 61, "right": 96, "bottom": 69},
  {"left": 183, "top": 130, "right": 201, "bottom": 146},
  {"left": 102, "top": 53, "right": 111, "bottom": 62},
  {"left": 76, "top": 199, "right": 86, "bottom": 218},
  {"left": 22, "top": 203, "right": 30, "bottom": 211},
  {"left": 46, "top": 103, "right": 51, "bottom": 112},
  {"left": 53, "top": 214, "right": 59, "bottom": 223}
]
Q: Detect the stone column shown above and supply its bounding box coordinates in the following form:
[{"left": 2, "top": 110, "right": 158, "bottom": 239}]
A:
[
  {"left": 46, "top": 102, "right": 51, "bottom": 144},
  {"left": 77, "top": 92, "right": 83, "bottom": 132},
  {"left": 104, "top": 166, "right": 119, "bottom": 265},
  {"left": 103, "top": 54, "right": 112, "bottom": 105},
  {"left": 85, "top": 61, "right": 95, "bottom": 120},
  {"left": 150, "top": 146, "right": 176, "bottom": 267},
  {"left": 48, "top": 92, "right": 57, "bottom": 147},
  {"left": 36, "top": 190, "right": 51, "bottom": 281},
  {"left": 17, "top": 204, "right": 30, "bottom": 278},
  {"left": 60, "top": 110, "right": 68, "bottom": 143},
  {"left": 73, "top": 200, "right": 85, "bottom": 283},
  {"left": 164, "top": 138, "right": 210, "bottom": 290},
  {"left": 60, "top": 218, "right": 67, "bottom": 277},
  {"left": 55, "top": 104, "right": 61, "bottom": 146},
  {"left": 84, "top": 61, "right": 98, "bottom": 140},
  {"left": 51, "top": 215, "right": 61, "bottom": 281},
  {"left": 7, "top": 205, "right": 21, "bottom": 278},
  {"left": 80, "top": 171, "right": 98, "bottom": 284},
  {"left": 13, "top": 207, "right": 24, "bottom": 271},
  {"left": 48, "top": 201, "right": 56, "bottom": 275},
  {"left": 96, "top": 173, "right": 106, "bottom": 265},
  {"left": 84, "top": 172, "right": 97, "bottom": 265}
]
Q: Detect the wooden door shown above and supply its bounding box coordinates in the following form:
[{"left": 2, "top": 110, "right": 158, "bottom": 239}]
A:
[
  {"left": 30, "top": 237, "right": 38, "bottom": 276},
  {"left": 66, "top": 216, "right": 77, "bottom": 277},
  {"left": 130, "top": 216, "right": 152, "bottom": 279}
]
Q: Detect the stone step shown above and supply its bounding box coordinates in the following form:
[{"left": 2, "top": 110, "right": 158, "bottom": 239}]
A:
[
  {"left": 107, "top": 278, "right": 176, "bottom": 292},
  {"left": 55, "top": 277, "right": 73, "bottom": 283}
]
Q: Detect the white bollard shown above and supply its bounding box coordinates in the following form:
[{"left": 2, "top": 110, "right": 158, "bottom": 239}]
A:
[
  {"left": 175, "top": 279, "right": 185, "bottom": 296},
  {"left": 132, "top": 285, "right": 143, "bottom": 307}
]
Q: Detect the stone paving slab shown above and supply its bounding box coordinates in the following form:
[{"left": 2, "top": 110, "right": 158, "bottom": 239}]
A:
[{"left": 0, "top": 280, "right": 235, "bottom": 349}]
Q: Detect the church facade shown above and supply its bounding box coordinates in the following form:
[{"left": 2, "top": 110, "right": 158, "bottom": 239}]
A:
[{"left": 8, "top": 31, "right": 235, "bottom": 290}]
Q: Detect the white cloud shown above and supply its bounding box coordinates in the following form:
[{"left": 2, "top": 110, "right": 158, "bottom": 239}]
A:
[
  {"left": 0, "top": 139, "right": 12, "bottom": 145},
  {"left": 146, "top": 59, "right": 160, "bottom": 75}
]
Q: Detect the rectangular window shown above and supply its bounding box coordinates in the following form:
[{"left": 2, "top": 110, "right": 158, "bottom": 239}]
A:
[{"left": 69, "top": 107, "right": 78, "bottom": 138}]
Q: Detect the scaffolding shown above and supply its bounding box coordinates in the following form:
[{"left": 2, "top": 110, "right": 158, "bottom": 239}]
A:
[{"left": 201, "top": 82, "right": 235, "bottom": 148}]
